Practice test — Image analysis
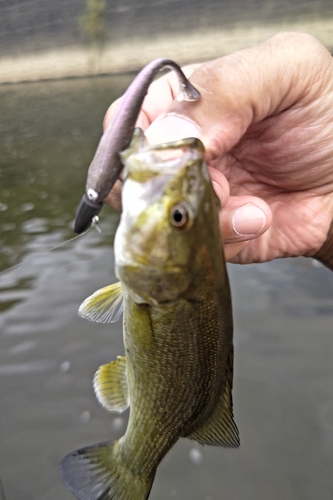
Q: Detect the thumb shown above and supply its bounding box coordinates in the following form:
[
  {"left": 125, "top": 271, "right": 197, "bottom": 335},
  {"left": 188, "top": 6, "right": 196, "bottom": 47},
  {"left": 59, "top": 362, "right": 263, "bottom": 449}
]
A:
[
  {"left": 209, "top": 168, "right": 272, "bottom": 261},
  {"left": 145, "top": 32, "right": 332, "bottom": 159}
]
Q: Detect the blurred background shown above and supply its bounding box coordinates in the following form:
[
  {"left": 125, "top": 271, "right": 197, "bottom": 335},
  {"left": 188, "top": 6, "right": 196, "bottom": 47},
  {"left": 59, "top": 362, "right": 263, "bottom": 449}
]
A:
[
  {"left": 1, "top": 1, "right": 333, "bottom": 500},
  {"left": 1, "top": 0, "right": 333, "bottom": 82}
]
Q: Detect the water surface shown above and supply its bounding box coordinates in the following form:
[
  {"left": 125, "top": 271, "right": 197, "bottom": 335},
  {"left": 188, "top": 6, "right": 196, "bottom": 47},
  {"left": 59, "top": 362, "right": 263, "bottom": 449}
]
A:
[{"left": 0, "top": 76, "right": 333, "bottom": 500}]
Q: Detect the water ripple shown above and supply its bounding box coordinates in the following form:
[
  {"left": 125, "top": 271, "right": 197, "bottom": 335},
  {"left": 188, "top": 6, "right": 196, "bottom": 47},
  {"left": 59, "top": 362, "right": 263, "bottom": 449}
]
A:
[{"left": 0, "top": 359, "right": 56, "bottom": 375}]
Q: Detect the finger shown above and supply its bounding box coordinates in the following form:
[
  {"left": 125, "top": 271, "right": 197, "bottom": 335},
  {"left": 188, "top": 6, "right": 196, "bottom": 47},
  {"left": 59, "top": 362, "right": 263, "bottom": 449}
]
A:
[
  {"left": 220, "top": 197, "right": 272, "bottom": 262},
  {"left": 224, "top": 241, "right": 250, "bottom": 262},
  {"left": 208, "top": 167, "right": 229, "bottom": 207},
  {"left": 145, "top": 113, "right": 201, "bottom": 144},
  {"left": 208, "top": 167, "right": 271, "bottom": 242},
  {"left": 103, "top": 180, "right": 122, "bottom": 212},
  {"left": 144, "top": 33, "right": 333, "bottom": 160},
  {"left": 220, "top": 196, "right": 271, "bottom": 243},
  {"left": 103, "top": 98, "right": 121, "bottom": 130}
]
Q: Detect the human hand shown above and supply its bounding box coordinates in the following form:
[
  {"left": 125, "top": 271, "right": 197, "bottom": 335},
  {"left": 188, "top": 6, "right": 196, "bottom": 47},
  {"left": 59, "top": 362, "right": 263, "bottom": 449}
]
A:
[{"left": 104, "top": 32, "right": 333, "bottom": 266}]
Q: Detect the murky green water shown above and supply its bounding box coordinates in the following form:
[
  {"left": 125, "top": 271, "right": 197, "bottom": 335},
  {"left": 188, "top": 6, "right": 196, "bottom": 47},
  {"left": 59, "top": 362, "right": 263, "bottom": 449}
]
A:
[{"left": 0, "top": 76, "right": 333, "bottom": 500}]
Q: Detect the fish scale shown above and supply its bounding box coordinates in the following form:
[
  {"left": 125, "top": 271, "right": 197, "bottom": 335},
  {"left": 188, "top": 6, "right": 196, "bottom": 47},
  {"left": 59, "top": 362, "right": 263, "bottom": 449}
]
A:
[{"left": 60, "top": 131, "right": 239, "bottom": 500}]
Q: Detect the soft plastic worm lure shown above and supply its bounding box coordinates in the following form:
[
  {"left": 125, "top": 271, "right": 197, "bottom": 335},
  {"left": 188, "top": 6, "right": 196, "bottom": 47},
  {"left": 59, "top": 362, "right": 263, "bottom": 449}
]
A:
[{"left": 74, "top": 58, "right": 200, "bottom": 234}]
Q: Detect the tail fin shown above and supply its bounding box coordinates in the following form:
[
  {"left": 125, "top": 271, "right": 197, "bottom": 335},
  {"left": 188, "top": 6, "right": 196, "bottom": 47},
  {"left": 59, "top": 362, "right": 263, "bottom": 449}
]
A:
[{"left": 59, "top": 440, "right": 155, "bottom": 500}]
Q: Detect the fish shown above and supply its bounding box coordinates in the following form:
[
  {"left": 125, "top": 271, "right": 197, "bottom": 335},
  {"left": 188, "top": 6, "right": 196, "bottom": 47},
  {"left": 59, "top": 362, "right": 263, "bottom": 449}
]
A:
[
  {"left": 60, "top": 129, "right": 239, "bottom": 500},
  {"left": 74, "top": 58, "right": 201, "bottom": 234}
]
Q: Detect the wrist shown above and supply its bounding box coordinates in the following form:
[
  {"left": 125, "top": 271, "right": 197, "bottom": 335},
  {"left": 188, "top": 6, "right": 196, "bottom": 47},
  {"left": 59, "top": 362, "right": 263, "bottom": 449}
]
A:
[{"left": 313, "top": 220, "right": 333, "bottom": 271}]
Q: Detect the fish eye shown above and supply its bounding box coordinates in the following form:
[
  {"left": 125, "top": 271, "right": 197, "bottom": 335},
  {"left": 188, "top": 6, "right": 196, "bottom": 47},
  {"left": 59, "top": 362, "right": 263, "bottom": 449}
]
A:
[{"left": 170, "top": 204, "right": 190, "bottom": 229}]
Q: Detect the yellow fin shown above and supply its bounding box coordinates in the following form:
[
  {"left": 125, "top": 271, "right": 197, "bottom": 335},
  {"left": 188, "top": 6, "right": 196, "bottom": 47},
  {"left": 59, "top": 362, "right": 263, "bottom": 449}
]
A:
[
  {"left": 78, "top": 281, "right": 123, "bottom": 323},
  {"left": 93, "top": 355, "right": 129, "bottom": 413},
  {"left": 188, "top": 346, "right": 240, "bottom": 448}
]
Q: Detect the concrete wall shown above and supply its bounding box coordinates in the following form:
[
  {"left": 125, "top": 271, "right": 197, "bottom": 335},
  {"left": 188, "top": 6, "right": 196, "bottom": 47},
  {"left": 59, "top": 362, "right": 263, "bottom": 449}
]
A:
[
  {"left": 1, "top": 0, "right": 332, "bottom": 55},
  {"left": 0, "top": 0, "right": 332, "bottom": 82}
]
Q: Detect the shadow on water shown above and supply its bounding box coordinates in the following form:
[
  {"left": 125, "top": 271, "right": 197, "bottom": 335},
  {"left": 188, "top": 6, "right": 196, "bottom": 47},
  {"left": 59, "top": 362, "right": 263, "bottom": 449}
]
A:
[{"left": 0, "top": 76, "right": 333, "bottom": 500}]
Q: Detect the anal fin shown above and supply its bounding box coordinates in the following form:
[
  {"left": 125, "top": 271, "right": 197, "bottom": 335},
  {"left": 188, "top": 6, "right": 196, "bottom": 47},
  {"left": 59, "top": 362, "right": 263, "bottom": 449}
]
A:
[
  {"left": 188, "top": 346, "right": 240, "bottom": 448},
  {"left": 94, "top": 355, "right": 129, "bottom": 413}
]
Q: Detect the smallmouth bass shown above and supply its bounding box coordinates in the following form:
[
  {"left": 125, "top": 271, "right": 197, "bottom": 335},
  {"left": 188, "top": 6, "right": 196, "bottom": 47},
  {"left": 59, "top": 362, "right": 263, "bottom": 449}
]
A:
[{"left": 60, "top": 130, "right": 239, "bottom": 500}]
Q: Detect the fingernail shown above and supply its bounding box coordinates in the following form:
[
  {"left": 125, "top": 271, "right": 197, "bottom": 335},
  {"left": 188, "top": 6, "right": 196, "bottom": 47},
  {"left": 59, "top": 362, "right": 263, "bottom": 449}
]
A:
[
  {"left": 145, "top": 114, "right": 200, "bottom": 145},
  {"left": 232, "top": 204, "right": 266, "bottom": 236}
]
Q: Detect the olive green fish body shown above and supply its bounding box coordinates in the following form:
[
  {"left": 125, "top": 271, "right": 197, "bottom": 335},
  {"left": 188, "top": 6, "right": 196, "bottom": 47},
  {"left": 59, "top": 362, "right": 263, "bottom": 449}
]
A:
[
  {"left": 122, "top": 299, "right": 230, "bottom": 461},
  {"left": 60, "top": 131, "right": 239, "bottom": 500}
]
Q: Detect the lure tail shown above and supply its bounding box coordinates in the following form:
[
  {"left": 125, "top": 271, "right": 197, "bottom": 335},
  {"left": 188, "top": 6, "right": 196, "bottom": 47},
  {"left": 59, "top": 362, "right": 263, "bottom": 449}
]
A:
[{"left": 60, "top": 440, "right": 155, "bottom": 500}]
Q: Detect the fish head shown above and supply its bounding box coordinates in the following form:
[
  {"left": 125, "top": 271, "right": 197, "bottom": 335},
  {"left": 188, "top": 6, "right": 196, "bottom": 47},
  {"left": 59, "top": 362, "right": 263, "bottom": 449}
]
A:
[{"left": 114, "top": 129, "right": 221, "bottom": 305}]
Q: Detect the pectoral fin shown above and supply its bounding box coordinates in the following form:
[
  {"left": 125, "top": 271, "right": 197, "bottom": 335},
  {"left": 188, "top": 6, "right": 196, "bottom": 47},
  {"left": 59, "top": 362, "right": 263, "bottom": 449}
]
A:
[
  {"left": 94, "top": 355, "right": 130, "bottom": 413},
  {"left": 78, "top": 281, "right": 123, "bottom": 323},
  {"left": 188, "top": 346, "right": 240, "bottom": 448}
]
